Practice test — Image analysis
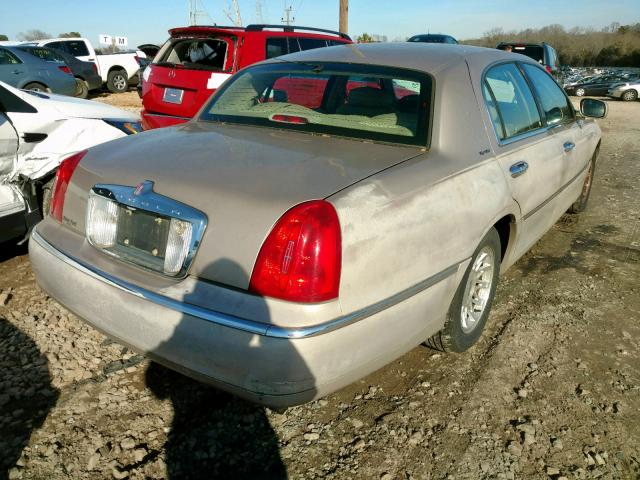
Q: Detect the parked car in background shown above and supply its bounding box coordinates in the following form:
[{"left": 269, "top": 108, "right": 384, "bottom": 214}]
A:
[
  {"left": 565, "top": 74, "right": 638, "bottom": 97},
  {"left": 15, "top": 45, "right": 102, "bottom": 98},
  {"left": 408, "top": 33, "right": 458, "bottom": 44},
  {"left": 140, "top": 24, "right": 352, "bottom": 129},
  {"left": 608, "top": 79, "right": 640, "bottom": 101},
  {"left": 0, "top": 46, "right": 76, "bottom": 96},
  {"left": 137, "top": 44, "right": 160, "bottom": 58},
  {"left": 27, "top": 38, "right": 144, "bottom": 93},
  {"left": 496, "top": 42, "right": 563, "bottom": 84},
  {"left": 30, "top": 43, "right": 605, "bottom": 407},
  {"left": 0, "top": 80, "right": 141, "bottom": 244}
]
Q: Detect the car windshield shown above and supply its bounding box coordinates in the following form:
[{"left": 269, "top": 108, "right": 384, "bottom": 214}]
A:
[{"left": 200, "top": 62, "right": 431, "bottom": 146}]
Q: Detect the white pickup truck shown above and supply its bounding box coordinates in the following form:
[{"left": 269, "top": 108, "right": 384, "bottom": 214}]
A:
[{"left": 29, "top": 38, "right": 145, "bottom": 93}]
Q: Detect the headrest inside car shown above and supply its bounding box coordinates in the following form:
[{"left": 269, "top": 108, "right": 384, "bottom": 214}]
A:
[{"left": 347, "top": 87, "right": 394, "bottom": 108}]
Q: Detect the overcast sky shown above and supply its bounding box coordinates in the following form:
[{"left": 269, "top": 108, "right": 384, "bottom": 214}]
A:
[{"left": 2, "top": 0, "right": 639, "bottom": 47}]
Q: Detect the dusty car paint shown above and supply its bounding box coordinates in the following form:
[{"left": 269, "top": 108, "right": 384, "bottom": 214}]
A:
[{"left": 30, "top": 43, "right": 602, "bottom": 406}]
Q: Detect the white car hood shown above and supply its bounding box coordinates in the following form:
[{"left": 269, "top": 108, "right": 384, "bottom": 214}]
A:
[
  {"left": 1, "top": 82, "right": 140, "bottom": 183},
  {"left": 17, "top": 89, "right": 139, "bottom": 121}
]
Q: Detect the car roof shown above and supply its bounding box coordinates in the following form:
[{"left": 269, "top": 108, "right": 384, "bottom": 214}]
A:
[
  {"left": 268, "top": 42, "right": 527, "bottom": 75},
  {"left": 169, "top": 24, "right": 351, "bottom": 41}
]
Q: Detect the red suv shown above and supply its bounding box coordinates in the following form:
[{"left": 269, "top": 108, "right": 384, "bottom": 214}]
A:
[{"left": 140, "top": 24, "right": 352, "bottom": 130}]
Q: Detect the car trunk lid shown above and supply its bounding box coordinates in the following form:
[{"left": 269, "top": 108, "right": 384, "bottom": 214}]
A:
[{"left": 66, "top": 122, "right": 423, "bottom": 289}]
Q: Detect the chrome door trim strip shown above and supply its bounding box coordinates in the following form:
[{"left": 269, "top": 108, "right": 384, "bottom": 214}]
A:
[
  {"left": 522, "top": 160, "right": 590, "bottom": 221},
  {"left": 32, "top": 228, "right": 460, "bottom": 339}
]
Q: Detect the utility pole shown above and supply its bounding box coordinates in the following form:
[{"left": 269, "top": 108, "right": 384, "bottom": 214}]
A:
[
  {"left": 339, "top": 0, "right": 348, "bottom": 35},
  {"left": 281, "top": 5, "right": 294, "bottom": 26}
]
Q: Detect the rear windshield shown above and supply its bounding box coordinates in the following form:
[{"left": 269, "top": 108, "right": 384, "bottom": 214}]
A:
[
  {"left": 155, "top": 37, "right": 230, "bottom": 72},
  {"left": 507, "top": 45, "right": 544, "bottom": 64},
  {"left": 200, "top": 62, "right": 431, "bottom": 146}
]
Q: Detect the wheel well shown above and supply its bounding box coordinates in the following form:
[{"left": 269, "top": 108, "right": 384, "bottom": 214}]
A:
[
  {"left": 108, "top": 66, "right": 126, "bottom": 75},
  {"left": 493, "top": 215, "right": 514, "bottom": 260}
]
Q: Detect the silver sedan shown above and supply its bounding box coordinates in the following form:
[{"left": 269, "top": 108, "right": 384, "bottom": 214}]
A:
[{"left": 29, "top": 43, "right": 606, "bottom": 407}]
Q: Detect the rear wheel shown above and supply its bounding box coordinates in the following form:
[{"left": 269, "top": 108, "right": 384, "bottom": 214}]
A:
[
  {"left": 40, "top": 178, "right": 55, "bottom": 218},
  {"left": 425, "top": 228, "right": 501, "bottom": 352},
  {"left": 575, "top": 87, "right": 586, "bottom": 97},
  {"left": 621, "top": 89, "right": 638, "bottom": 101},
  {"left": 23, "top": 82, "right": 48, "bottom": 92},
  {"left": 107, "top": 70, "right": 128, "bottom": 93},
  {"left": 75, "top": 78, "right": 89, "bottom": 98},
  {"left": 568, "top": 150, "right": 598, "bottom": 214}
]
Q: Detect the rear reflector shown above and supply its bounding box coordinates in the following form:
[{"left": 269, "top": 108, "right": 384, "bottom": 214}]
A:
[
  {"left": 50, "top": 150, "right": 87, "bottom": 222},
  {"left": 249, "top": 200, "right": 341, "bottom": 303}
]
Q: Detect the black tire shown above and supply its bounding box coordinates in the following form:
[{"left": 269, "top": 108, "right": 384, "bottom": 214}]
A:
[
  {"left": 425, "top": 228, "right": 501, "bottom": 353},
  {"left": 575, "top": 87, "right": 586, "bottom": 97},
  {"left": 41, "top": 178, "right": 55, "bottom": 218},
  {"left": 75, "top": 78, "right": 89, "bottom": 99},
  {"left": 621, "top": 89, "right": 638, "bottom": 102},
  {"left": 567, "top": 149, "right": 598, "bottom": 214},
  {"left": 23, "top": 82, "right": 48, "bottom": 92},
  {"left": 107, "top": 69, "right": 128, "bottom": 93}
]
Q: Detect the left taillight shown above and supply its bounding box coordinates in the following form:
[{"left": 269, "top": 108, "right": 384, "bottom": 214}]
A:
[
  {"left": 249, "top": 200, "right": 341, "bottom": 303},
  {"left": 50, "top": 150, "right": 87, "bottom": 222},
  {"left": 58, "top": 65, "right": 72, "bottom": 75}
]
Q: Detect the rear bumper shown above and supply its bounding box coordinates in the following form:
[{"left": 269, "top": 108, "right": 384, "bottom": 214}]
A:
[
  {"left": 141, "top": 110, "right": 190, "bottom": 130},
  {"left": 29, "top": 227, "right": 456, "bottom": 407}
]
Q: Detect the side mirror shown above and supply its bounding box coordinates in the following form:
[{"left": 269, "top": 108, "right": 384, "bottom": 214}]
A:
[{"left": 580, "top": 98, "right": 607, "bottom": 118}]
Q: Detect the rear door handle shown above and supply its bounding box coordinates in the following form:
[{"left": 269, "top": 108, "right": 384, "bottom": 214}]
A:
[
  {"left": 509, "top": 161, "right": 529, "bottom": 178},
  {"left": 563, "top": 141, "right": 575, "bottom": 152}
]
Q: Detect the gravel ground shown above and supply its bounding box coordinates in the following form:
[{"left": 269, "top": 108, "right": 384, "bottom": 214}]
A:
[{"left": 0, "top": 96, "right": 639, "bottom": 480}]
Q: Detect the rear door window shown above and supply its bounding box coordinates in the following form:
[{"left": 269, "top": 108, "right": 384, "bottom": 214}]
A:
[
  {"left": 296, "top": 38, "right": 329, "bottom": 51},
  {"left": 483, "top": 63, "right": 542, "bottom": 141},
  {"left": 0, "top": 49, "right": 21, "bottom": 65},
  {"left": 521, "top": 63, "right": 574, "bottom": 126},
  {"left": 266, "top": 38, "right": 288, "bottom": 59},
  {"left": 64, "top": 41, "right": 90, "bottom": 57}
]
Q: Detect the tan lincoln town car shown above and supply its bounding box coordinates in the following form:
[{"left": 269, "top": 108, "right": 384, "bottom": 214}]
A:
[{"left": 29, "top": 43, "right": 606, "bottom": 407}]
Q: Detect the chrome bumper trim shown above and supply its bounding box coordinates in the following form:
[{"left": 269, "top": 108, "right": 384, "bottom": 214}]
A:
[{"left": 32, "top": 228, "right": 459, "bottom": 339}]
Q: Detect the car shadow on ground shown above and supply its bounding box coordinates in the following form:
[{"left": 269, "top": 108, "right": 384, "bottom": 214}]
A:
[
  {"left": 0, "top": 241, "right": 28, "bottom": 264},
  {"left": 145, "top": 259, "right": 313, "bottom": 479},
  {"left": 0, "top": 318, "right": 59, "bottom": 480}
]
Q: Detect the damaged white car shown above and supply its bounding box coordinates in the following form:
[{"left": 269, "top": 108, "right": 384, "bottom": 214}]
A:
[{"left": 0, "top": 81, "right": 141, "bottom": 243}]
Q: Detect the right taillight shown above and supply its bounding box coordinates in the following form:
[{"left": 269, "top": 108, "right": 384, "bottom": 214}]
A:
[
  {"left": 249, "top": 200, "right": 341, "bottom": 303},
  {"left": 50, "top": 150, "right": 87, "bottom": 222}
]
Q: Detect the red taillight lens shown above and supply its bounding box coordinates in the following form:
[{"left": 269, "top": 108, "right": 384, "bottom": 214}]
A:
[
  {"left": 50, "top": 150, "right": 87, "bottom": 222},
  {"left": 58, "top": 65, "right": 72, "bottom": 75},
  {"left": 545, "top": 65, "right": 552, "bottom": 73},
  {"left": 92, "top": 63, "right": 98, "bottom": 73},
  {"left": 249, "top": 200, "right": 341, "bottom": 303}
]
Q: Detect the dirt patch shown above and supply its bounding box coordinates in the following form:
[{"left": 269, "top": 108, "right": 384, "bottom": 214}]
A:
[{"left": 1, "top": 98, "right": 639, "bottom": 479}]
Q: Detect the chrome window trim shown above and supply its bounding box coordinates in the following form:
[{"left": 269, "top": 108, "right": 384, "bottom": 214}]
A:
[
  {"left": 87, "top": 183, "right": 208, "bottom": 279},
  {"left": 32, "top": 228, "right": 461, "bottom": 339}
]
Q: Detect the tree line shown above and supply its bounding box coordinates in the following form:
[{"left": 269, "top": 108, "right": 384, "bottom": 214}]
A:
[{"left": 464, "top": 23, "right": 640, "bottom": 67}]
